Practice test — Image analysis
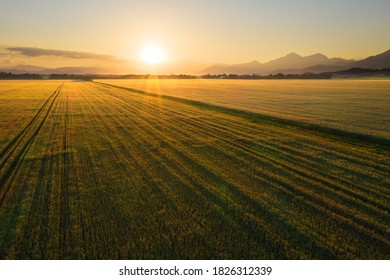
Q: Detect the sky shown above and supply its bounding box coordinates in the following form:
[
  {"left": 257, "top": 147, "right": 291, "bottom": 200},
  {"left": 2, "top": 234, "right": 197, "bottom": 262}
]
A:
[{"left": 0, "top": 0, "right": 390, "bottom": 69}]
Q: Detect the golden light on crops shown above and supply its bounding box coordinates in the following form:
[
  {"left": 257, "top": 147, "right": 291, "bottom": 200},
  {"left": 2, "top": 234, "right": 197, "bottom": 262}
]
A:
[{"left": 140, "top": 45, "right": 165, "bottom": 65}]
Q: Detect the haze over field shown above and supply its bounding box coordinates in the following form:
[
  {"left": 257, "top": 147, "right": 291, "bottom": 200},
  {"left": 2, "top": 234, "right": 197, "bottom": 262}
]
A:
[{"left": 1, "top": 0, "right": 390, "bottom": 74}]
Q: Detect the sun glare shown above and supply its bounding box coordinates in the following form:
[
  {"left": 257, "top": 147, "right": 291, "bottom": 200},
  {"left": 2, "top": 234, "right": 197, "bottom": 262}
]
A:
[{"left": 140, "top": 45, "right": 165, "bottom": 65}]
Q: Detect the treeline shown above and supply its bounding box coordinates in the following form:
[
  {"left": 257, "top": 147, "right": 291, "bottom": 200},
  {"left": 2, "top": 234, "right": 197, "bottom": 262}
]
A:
[
  {"left": 331, "top": 68, "right": 390, "bottom": 77},
  {"left": 92, "top": 73, "right": 332, "bottom": 79},
  {"left": 93, "top": 74, "right": 197, "bottom": 79},
  {"left": 48, "top": 74, "right": 93, "bottom": 81},
  {"left": 202, "top": 68, "right": 390, "bottom": 79},
  {"left": 0, "top": 72, "right": 42, "bottom": 80},
  {"left": 1, "top": 68, "right": 389, "bottom": 80},
  {"left": 0, "top": 72, "right": 93, "bottom": 80},
  {"left": 201, "top": 73, "right": 332, "bottom": 79}
]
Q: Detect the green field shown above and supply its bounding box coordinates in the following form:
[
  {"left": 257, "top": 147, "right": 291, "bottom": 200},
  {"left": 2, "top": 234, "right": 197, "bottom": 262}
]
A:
[
  {"left": 101, "top": 79, "right": 390, "bottom": 139},
  {"left": 0, "top": 80, "right": 389, "bottom": 259}
]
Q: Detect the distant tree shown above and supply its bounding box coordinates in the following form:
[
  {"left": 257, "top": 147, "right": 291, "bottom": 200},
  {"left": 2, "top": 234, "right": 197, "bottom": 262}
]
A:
[{"left": 0, "top": 72, "right": 42, "bottom": 80}]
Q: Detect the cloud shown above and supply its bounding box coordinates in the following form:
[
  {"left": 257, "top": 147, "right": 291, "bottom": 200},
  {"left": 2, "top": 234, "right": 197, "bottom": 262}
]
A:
[{"left": 7, "top": 47, "right": 116, "bottom": 60}]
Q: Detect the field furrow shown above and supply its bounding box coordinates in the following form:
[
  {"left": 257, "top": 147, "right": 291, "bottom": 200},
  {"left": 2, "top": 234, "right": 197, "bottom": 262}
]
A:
[
  {"left": 0, "top": 83, "right": 64, "bottom": 206},
  {"left": 0, "top": 80, "right": 389, "bottom": 259},
  {"left": 99, "top": 79, "right": 390, "bottom": 139}
]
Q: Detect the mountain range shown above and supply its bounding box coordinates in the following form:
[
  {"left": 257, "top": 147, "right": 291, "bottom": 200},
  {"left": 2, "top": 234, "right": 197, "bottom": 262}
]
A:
[
  {"left": 1, "top": 50, "right": 389, "bottom": 75},
  {"left": 202, "top": 49, "right": 390, "bottom": 75}
]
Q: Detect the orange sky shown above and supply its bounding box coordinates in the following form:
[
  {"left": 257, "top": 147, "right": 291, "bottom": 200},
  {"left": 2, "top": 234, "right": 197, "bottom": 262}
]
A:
[{"left": 1, "top": 0, "right": 389, "bottom": 69}]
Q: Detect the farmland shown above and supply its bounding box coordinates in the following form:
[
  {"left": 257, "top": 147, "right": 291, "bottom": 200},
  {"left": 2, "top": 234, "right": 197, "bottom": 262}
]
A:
[
  {"left": 101, "top": 79, "right": 390, "bottom": 139},
  {"left": 0, "top": 80, "right": 389, "bottom": 259}
]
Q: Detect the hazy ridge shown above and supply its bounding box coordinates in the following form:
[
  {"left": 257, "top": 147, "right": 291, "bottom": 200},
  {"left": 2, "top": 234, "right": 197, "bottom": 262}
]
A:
[{"left": 1, "top": 49, "right": 389, "bottom": 75}]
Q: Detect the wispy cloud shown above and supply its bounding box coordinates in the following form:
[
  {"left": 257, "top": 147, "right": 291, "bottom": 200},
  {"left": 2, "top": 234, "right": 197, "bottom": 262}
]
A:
[{"left": 7, "top": 47, "right": 116, "bottom": 60}]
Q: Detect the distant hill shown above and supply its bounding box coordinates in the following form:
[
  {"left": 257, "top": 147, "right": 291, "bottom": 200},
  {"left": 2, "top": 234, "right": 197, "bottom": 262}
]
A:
[
  {"left": 201, "top": 50, "right": 390, "bottom": 75},
  {"left": 1, "top": 49, "right": 389, "bottom": 75},
  {"left": 202, "top": 52, "right": 355, "bottom": 74},
  {"left": 265, "top": 53, "right": 352, "bottom": 72},
  {"left": 292, "top": 64, "right": 347, "bottom": 74},
  {"left": 194, "top": 52, "right": 358, "bottom": 74},
  {"left": 351, "top": 50, "right": 390, "bottom": 69},
  {"left": 0, "top": 65, "right": 122, "bottom": 75},
  {"left": 0, "top": 64, "right": 48, "bottom": 74},
  {"left": 39, "top": 67, "right": 106, "bottom": 75},
  {"left": 0, "top": 61, "right": 207, "bottom": 75},
  {"left": 224, "top": 60, "right": 262, "bottom": 75},
  {"left": 330, "top": 67, "right": 390, "bottom": 76}
]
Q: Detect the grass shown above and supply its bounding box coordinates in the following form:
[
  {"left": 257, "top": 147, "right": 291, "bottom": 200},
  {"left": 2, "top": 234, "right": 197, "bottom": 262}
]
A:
[{"left": 0, "top": 80, "right": 389, "bottom": 259}]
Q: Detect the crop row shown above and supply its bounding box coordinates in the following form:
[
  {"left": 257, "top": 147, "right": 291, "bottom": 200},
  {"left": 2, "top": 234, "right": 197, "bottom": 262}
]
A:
[{"left": 0, "top": 81, "right": 389, "bottom": 259}]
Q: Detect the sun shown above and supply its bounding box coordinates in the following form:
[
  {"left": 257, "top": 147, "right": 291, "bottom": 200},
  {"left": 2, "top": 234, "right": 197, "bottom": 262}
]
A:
[{"left": 140, "top": 45, "right": 165, "bottom": 65}]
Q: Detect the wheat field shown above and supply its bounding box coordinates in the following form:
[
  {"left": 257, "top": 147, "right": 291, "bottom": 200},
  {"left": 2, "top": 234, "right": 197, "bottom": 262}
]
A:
[
  {"left": 101, "top": 79, "right": 390, "bottom": 139},
  {"left": 0, "top": 80, "right": 389, "bottom": 259}
]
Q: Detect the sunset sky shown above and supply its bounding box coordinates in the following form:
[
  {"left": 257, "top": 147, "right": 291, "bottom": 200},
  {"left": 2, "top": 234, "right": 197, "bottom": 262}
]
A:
[{"left": 1, "top": 0, "right": 390, "bottom": 69}]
